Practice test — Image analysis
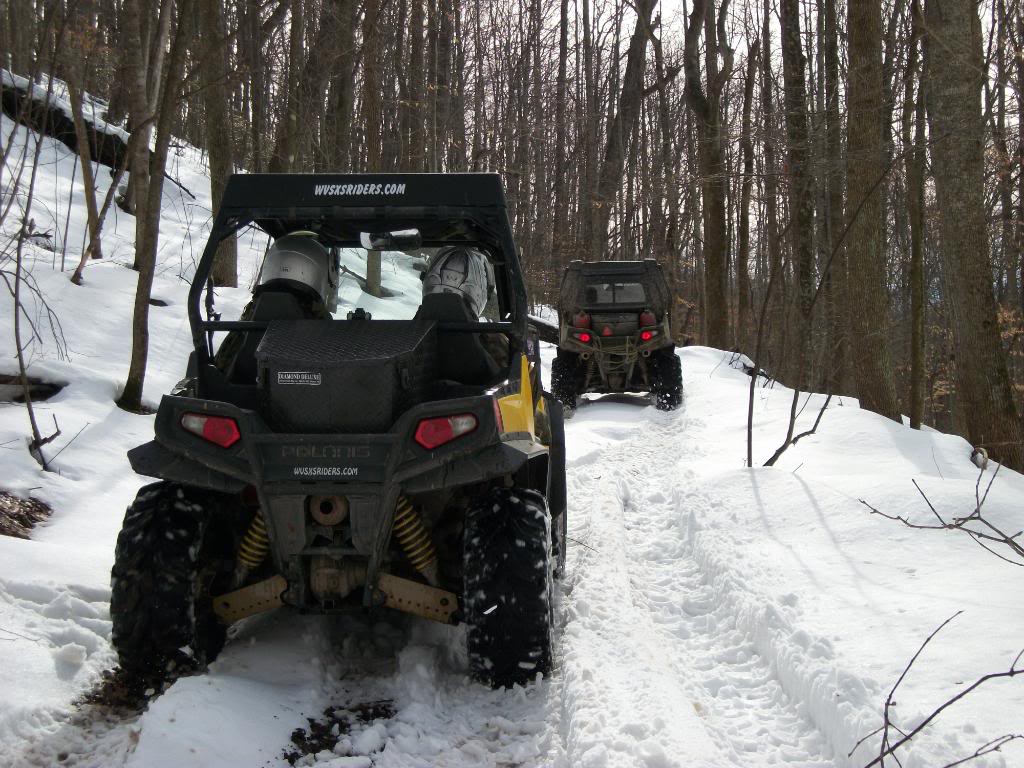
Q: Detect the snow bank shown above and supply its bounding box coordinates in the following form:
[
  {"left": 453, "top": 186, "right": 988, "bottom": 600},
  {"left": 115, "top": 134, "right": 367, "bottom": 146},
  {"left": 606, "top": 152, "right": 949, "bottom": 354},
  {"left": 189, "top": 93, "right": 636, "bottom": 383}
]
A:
[{"left": 670, "top": 347, "right": 1024, "bottom": 767}]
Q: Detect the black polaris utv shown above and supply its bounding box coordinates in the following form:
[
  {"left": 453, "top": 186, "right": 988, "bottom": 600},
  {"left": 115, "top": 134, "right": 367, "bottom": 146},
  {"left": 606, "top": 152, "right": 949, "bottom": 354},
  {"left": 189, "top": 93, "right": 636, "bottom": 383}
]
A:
[
  {"left": 112, "top": 173, "right": 566, "bottom": 689},
  {"left": 550, "top": 259, "right": 682, "bottom": 412}
]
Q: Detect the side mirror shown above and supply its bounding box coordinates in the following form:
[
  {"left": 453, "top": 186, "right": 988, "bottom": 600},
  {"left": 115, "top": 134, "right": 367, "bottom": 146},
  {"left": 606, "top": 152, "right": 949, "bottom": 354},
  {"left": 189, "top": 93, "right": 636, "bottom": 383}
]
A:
[{"left": 359, "top": 229, "right": 423, "bottom": 251}]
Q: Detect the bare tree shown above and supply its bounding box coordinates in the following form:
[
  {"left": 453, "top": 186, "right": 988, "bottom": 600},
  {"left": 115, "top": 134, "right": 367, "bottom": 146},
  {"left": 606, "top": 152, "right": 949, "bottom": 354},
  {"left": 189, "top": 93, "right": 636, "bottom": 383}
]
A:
[
  {"left": 923, "top": 0, "right": 1024, "bottom": 470},
  {"left": 683, "top": 0, "right": 732, "bottom": 349},
  {"left": 198, "top": 0, "right": 238, "bottom": 287},
  {"left": 903, "top": 0, "right": 926, "bottom": 429},
  {"left": 736, "top": 37, "right": 759, "bottom": 350},
  {"left": 845, "top": 0, "right": 902, "bottom": 421},
  {"left": 118, "top": 0, "right": 193, "bottom": 412}
]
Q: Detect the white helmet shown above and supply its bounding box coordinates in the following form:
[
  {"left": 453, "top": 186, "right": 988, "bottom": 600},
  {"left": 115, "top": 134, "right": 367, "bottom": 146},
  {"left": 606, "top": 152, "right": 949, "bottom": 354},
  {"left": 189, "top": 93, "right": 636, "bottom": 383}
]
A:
[
  {"left": 421, "top": 246, "right": 495, "bottom": 318},
  {"left": 257, "top": 232, "right": 339, "bottom": 313}
]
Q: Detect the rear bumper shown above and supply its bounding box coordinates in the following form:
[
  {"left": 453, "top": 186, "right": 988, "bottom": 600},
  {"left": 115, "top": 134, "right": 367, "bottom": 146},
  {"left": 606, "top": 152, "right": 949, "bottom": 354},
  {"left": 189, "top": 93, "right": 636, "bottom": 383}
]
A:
[
  {"left": 558, "top": 337, "right": 674, "bottom": 392},
  {"left": 133, "top": 393, "right": 523, "bottom": 491}
]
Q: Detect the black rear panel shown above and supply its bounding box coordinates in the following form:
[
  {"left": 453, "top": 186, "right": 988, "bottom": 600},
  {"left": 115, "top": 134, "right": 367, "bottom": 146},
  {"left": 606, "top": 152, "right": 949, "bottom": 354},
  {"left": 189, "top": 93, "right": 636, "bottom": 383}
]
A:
[
  {"left": 256, "top": 320, "right": 437, "bottom": 433},
  {"left": 590, "top": 312, "right": 640, "bottom": 337}
]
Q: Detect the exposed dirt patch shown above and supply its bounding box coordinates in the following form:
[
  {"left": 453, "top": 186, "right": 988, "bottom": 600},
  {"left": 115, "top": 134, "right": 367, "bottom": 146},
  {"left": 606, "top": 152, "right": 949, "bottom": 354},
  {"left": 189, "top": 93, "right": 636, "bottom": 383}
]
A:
[
  {"left": 13, "top": 667, "right": 173, "bottom": 767},
  {"left": 0, "top": 490, "right": 52, "bottom": 538},
  {"left": 79, "top": 664, "right": 195, "bottom": 712},
  {"left": 283, "top": 700, "right": 395, "bottom": 765},
  {"left": 0, "top": 373, "right": 65, "bottom": 403}
]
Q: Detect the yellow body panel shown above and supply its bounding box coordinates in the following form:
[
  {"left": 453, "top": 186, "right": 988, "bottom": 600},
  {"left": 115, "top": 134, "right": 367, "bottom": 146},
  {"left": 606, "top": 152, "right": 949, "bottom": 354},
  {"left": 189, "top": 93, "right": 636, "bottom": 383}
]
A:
[{"left": 497, "top": 354, "right": 536, "bottom": 436}]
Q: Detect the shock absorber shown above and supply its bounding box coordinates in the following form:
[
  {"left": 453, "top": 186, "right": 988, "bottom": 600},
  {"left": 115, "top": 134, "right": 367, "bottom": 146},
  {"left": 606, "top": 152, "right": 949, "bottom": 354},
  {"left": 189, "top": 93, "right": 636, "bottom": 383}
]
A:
[
  {"left": 392, "top": 496, "right": 439, "bottom": 585},
  {"left": 583, "top": 355, "right": 596, "bottom": 389},
  {"left": 237, "top": 513, "right": 270, "bottom": 570}
]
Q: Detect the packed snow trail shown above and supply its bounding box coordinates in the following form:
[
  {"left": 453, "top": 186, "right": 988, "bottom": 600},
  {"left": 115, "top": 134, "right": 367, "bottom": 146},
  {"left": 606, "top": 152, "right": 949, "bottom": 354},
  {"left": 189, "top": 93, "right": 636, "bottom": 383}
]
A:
[{"left": 558, "top": 397, "right": 835, "bottom": 767}]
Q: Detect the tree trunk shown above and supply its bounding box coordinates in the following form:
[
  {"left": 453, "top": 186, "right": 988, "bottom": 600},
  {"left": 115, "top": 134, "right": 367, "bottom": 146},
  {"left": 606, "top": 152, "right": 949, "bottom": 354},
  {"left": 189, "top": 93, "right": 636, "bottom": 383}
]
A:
[
  {"left": 327, "top": 0, "right": 359, "bottom": 170},
  {"left": 823, "top": 0, "right": 848, "bottom": 392},
  {"left": 119, "top": 0, "right": 191, "bottom": 412},
  {"left": 761, "top": 0, "right": 783, "bottom": 370},
  {"left": 780, "top": 0, "right": 816, "bottom": 385},
  {"left": 995, "top": 0, "right": 1017, "bottom": 304},
  {"left": 362, "top": 0, "right": 384, "bottom": 172},
  {"left": 362, "top": 0, "right": 384, "bottom": 295},
  {"left": 904, "top": 0, "right": 925, "bottom": 429},
  {"left": 245, "top": 0, "right": 265, "bottom": 170},
  {"left": 845, "top": 0, "right": 902, "bottom": 420},
  {"left": 737, "top": 39, "right": 759, "bottom": 352},
  {"left": 591, "top": 0, "right": 655, "bottom": 261},
  {"left": 198, "top": 0, "right": 237, "bottom": 287},
  {"left": 551, "top": 0, "right": 569, "bottom": 266},
  {"left": 267, "top": 0, "right": 304, "bottom": 172},
  {"left": 1018, "top": 11, "right": 1024, "bottom": 312},
  {"left": 683, "top": 0, "right": 731, "bottom": 349},
  {"left": 66, "top": 78, "right": 103, "bottom": 277},
  {"left": 126, "top": 0, "right": 166, "bottom": 268},
  {"left": 923, "top": 0, "right": 1023, "bottom": 469},
  {"left": 406, "top": 0, "right": 425, "bottom": 170},
  {"left": 580, "top": 0, "right": 598, "bottom": 252}
]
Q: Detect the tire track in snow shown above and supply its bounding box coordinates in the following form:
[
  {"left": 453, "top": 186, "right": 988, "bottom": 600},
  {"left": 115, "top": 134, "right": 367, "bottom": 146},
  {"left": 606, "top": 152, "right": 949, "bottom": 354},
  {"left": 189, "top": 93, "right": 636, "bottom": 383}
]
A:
[
  {"left": 560, "top": 400, "right": 835, "bottom": 767},
  {"left": 15, "top": 610, "right": 562, "bottom": 768}
]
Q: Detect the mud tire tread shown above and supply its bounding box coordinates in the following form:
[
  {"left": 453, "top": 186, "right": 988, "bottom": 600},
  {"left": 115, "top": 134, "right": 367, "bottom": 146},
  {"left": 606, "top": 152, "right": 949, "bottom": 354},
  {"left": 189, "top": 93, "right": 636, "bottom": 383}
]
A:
[
  {"left": 463, "top": 487, "right": 554, "bottom": 688},
  {"left": 110, "top": 482, "right": 232, "bottom": 677},
  {"left": 650, "top": 350, "right": 683, "bottom": 411},
  {"left": 550, "top": 353, "right": 579, "bottom": 411}
]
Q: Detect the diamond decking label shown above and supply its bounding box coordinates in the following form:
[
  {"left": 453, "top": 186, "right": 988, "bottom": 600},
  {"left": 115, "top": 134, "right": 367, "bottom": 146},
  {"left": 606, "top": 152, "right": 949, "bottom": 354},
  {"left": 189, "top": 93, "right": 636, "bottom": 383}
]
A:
[{"left": 277, "top": 371, "right": 322, "bottom": 386}]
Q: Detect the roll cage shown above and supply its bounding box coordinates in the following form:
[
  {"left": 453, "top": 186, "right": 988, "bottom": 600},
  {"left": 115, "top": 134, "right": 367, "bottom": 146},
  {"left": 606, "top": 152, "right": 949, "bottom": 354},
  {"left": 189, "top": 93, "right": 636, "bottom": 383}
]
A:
[{"left": 188, "top": 173, "right": 529, "bottom": 400}]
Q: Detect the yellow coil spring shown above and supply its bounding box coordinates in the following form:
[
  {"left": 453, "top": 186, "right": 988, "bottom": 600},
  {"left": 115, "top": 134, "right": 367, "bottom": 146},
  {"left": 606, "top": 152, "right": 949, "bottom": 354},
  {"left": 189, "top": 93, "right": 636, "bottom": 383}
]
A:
[
  {"left": 392, "top": 496, "right": 437, "bottom": 573},
  {"left": 237, "top": 514, "right": 270, "bottom": 569}
]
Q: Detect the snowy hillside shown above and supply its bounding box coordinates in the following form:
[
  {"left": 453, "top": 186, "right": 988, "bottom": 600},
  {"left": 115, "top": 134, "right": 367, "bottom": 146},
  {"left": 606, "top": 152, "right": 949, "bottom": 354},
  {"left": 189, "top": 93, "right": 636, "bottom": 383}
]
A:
[{"left": 2, "top": 117, "right": 1023, "bottom": 768}]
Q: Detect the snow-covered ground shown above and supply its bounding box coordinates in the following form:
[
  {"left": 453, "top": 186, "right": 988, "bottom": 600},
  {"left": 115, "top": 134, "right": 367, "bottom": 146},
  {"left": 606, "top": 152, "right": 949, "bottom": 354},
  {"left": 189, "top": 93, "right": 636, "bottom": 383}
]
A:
[{"left": 2, "top": 114, "right": 1022, "bottom": 768}]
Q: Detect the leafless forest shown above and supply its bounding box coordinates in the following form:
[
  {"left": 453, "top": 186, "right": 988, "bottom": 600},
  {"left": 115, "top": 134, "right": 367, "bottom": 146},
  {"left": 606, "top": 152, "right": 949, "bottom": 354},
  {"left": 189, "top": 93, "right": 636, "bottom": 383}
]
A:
[{"left": 2, "top": 0, "right": 1023, "bottom": 469}]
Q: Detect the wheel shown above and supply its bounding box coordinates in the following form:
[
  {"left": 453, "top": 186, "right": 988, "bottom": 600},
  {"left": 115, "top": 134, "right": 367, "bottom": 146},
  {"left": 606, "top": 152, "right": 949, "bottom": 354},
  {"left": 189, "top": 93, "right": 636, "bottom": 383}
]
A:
[
  {"left": 543, "top": 395, "right": 568, "bottom": 579},
  {"left": 649, "top": 349, "right": 683, "bottom": 411},
  {"left": 550, "top": 351, "right": 579, "bottom": 411},
  {"left": 110, "top": 481, "right": 237, "bottom": 678},
  {"left": 463, "top": 487, "right": 554, "bottom": 688}
]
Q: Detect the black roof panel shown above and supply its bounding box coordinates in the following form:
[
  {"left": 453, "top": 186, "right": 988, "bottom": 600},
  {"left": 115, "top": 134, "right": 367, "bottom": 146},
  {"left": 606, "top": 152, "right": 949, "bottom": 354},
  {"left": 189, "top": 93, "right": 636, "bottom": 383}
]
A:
[{"left": 220, "top": 172, "right": 507, "bottom": 211}]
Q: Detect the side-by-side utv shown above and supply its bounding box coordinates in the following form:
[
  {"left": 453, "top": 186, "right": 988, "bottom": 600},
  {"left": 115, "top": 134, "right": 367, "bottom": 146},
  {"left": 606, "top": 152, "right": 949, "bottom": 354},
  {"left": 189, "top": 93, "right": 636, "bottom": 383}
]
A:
[
  {"left": 112, "top": 173, "right": 566, "bottom": 689},
  {"left": 550, "top": 259, "right": 682, "bottom": 412}
]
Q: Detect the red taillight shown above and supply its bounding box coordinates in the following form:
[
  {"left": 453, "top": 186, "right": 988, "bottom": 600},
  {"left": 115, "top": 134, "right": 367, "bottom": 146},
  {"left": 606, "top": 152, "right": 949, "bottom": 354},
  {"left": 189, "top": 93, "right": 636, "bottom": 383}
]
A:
[
  {"left": 640, "top": 330, "right": 654, "bottom": 341},
  {"left": 574, "top": 331, "right": 592, "bottom": 343},
  {"left": 639, "top": 310, "right": 657, "bottom": 327},
  {"left": 602, "top": 326, "right": 613, "bottom": 337},
  {"left": 181, "top": 413, "right": 241, "bottom": 448},
  {"left": 574, "top": 312, "right": 592, "bottom": 329},
  {"left": 414, "top": 414, "right": 478, "bottom": 450}
]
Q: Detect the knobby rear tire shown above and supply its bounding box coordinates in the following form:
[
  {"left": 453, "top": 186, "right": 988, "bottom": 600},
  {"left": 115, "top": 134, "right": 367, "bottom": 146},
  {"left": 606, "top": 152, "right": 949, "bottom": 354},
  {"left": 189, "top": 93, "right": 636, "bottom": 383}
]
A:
[
  {"left": 550, "top": 352, "right": 579, "bottom": 412},
  {"left": 110, "top": 481, "right": 236, "bottom": 678},
  {"left": 463, "top": 486, "right": 554, "bottom": 688},
  {"left": 650, "top": 350, "right": 683, "bottom": 411}
]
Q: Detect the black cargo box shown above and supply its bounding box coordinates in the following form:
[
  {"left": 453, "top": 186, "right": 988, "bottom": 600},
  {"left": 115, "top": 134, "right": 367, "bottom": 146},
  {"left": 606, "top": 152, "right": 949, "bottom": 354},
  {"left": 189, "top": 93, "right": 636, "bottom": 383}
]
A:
[{"left": 255, "top": 319, "right": 437, "bottom": 433}]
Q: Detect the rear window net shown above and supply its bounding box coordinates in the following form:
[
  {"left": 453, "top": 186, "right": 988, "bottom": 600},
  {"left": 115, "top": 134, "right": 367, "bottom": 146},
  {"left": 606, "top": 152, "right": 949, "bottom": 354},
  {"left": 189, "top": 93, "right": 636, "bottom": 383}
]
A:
[{"left": 584, "top": 282, "right": 646, "bottom": 305}]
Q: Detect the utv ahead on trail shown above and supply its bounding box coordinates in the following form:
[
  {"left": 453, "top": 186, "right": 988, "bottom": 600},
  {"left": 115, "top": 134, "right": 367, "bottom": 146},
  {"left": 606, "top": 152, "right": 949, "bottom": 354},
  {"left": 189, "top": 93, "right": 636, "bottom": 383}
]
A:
[
  {"left": 112, "top": 173, "right": 566, "bottom": 689},
  {"left": 551, "top": 259, "right": 682, "bottom": 412}
]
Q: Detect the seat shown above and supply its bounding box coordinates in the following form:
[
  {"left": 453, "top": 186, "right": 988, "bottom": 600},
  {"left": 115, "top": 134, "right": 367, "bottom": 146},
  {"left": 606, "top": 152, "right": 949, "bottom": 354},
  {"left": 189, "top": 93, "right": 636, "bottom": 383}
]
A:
[
  {"left": 225, "top": 290, "right": 320, "bottom": 384},
  {"left": 414, "top": 293, "right": 501, "bottom": 386}
]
